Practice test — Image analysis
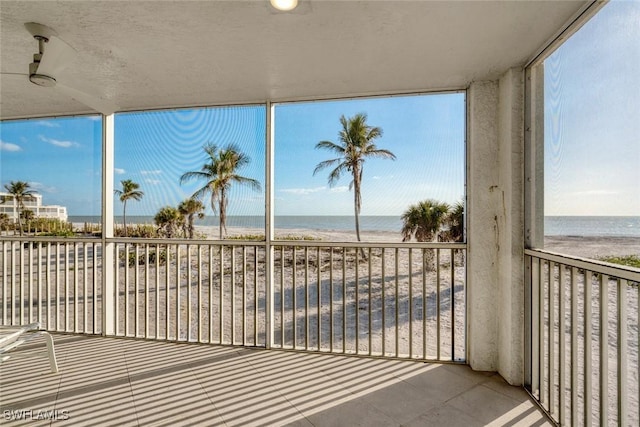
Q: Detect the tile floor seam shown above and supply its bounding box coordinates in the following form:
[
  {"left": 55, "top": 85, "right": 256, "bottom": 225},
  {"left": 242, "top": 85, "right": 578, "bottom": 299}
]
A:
[
  {"left": 123, "top": 349, "right": 142, "bottom": 427},
  {"left": 238, "top": 351, "right": 315, "bottom": 426},
  {"left": 186, "top": 350, "right": 230, "bottom": 427},
  {"left": 50, "top": 340, "right": 67, "bottom": 427}
]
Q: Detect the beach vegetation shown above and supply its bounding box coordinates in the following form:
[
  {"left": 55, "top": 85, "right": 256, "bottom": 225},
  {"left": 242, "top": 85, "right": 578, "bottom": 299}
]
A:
[
  {"left": 114, "top": 179, "right": 144, "bottom": 237},
  {"left": 440, "top": 200, "right": 465, "bottom": 243},
  {"left": 3, "top": 180, "right": 37, "bottom": 236},
  {"left": 115, "top": 224, "right": 157, "bottom": 238},
  {"left": 154, "top": 206, "right": 183, "bottom": 238},
  {"left": 0, "top": 213, "right": 10, "bottom": 231},
  {"left": 401, "top": 199, "right": 450, "bottom": 242},
  {"left": 598, "top": 254, "right": 640, "bottom": 269},
  {"left": 314, "top": 113, "right": 396, "bottom": 250},
  {"left": 180, "top": 144, "right": 261, "bottom": 240},
  {"left": 178, "top": 198, "right": 205, "bottom": 239},
  {"left": 121, "top": 248, "right": 167, "bottom": 267}
]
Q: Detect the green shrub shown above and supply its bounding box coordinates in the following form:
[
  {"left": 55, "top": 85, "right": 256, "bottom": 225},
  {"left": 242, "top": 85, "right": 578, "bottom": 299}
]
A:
[{"left": 598, "top": 255, "right": 640, "bottom": 269}]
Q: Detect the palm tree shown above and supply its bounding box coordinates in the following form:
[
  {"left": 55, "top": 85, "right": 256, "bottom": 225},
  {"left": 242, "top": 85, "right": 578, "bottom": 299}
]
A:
[
  {"left": 401, "top": 199, "right": 450, "bottom": 270},
  {"left": 178, "top": 198, "right": 205, "bottom": 239},
  {"left": 401, "top": 199, "right": 450, "bottom": 242},
  {"left": 3, "top": 181, "right": 37, "bottom": 236},
  {"left": 314, "top": 113, "right": 396, "bottom": 247},
  {"left": 114, "top": 179, "right": 144, "bottom": 237},
  {"left": 441, "top": 200, "right": 464, "bottom": 243},
  {"left": 154, "top": 206, "right": 182, "bottom": 238},
  {"left": 180, "top": 144, "right": 261, "bottom": 239}
]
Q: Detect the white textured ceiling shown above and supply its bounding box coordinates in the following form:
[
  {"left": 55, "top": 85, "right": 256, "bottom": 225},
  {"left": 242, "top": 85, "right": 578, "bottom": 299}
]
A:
[{"left": 0, "top": 0, "right": 589, "bottom": 120}]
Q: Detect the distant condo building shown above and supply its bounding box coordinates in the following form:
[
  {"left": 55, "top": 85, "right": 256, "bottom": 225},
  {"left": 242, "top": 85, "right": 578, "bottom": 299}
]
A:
[{"left": 0, "top": 192, "right": 68, "bottom": 222}]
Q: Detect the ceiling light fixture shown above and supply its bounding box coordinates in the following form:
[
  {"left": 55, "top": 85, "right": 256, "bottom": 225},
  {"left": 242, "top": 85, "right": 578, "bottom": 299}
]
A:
[{"left": 270, "top": 0, "right": 298, "bottom": 12}]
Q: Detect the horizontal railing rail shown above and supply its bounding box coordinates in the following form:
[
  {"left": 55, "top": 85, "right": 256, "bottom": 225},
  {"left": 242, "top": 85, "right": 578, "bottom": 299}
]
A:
[
  {"left": 1, "top": 236, "right": 466, "bottom": 363},
  {"left": 525, "top": 248, "right": 639, "bottom": 427}
]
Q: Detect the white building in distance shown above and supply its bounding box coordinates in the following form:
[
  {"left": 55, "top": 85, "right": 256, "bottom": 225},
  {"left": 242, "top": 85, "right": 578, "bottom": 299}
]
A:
[{"left": 0, "top": 192, "right": 68, "bottom": 222}]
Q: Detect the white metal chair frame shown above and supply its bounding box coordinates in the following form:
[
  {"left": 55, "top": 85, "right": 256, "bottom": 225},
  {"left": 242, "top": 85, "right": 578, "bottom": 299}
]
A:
[{"left": 0, "top": 322, "right": 59, "bottom": 373}]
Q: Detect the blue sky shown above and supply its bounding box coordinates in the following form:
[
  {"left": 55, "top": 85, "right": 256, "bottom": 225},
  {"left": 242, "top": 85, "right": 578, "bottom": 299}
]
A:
[
  {"left": 544, "top": 0, "right": 640, "bottom": 216},
  {"left": 1, "top": 0, "right": 637, "bottom": 218}
]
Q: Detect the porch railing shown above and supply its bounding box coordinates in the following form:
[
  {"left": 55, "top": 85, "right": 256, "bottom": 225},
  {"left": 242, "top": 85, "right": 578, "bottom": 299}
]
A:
[
  {"left": 0, "top": 237, "right": 466, "bottom": 363},
  {"left": 525, "top": 249, "right": 639, "bottom": 427}
]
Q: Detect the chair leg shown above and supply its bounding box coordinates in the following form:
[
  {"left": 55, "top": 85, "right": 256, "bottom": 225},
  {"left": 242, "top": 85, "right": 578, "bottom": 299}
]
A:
[{"left": 41, "top": 332, "right": 59, "bottom": 373}]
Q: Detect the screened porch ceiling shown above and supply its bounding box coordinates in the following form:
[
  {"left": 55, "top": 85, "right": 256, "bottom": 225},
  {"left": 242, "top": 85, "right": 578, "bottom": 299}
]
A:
[{"left": 0, "top": 0, "right": 589, "bottom": 120}]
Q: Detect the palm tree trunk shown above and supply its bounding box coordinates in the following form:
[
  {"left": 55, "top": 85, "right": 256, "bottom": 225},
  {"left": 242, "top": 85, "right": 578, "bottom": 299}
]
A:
[
  {"left": 16, "top": 205, "right": 23, "bottom": 236},
  {"left": 353, "top": 181, "right": 366, "bottom": 259},
  {"left": 123, "top": 201, "right": 128, "bottom": 237}
]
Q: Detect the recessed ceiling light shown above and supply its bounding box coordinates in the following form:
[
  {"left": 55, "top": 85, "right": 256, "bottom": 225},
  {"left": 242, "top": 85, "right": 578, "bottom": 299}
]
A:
[{"left": 270, "top": 0, "right": 298, "bottom": 12}]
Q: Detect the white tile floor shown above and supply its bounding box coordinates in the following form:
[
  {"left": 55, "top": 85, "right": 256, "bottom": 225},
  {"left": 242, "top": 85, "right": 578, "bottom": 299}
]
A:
[{"left": 0, "top": 334, "right": 553, "bottom": 426}]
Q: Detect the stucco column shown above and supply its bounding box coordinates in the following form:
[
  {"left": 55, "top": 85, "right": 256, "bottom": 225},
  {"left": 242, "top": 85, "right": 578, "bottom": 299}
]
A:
[
  {"left": 467, "top": 68, "right": 525, "bottom": 385},
  {"left": 467, "top": 80, "right": 500, "bottom": 372}
]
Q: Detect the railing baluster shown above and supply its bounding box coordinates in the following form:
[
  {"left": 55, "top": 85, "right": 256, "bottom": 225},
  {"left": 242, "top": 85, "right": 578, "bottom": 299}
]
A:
[
  {"left": 450, "top": 248, "right": 455, "bottom": 360},
  {"left": 329, "top": 247, "right": 334, "bottom": 353},
  {"left": 280, "top": 246, "right": 284, "bottom": 347},
  {"left": 144, "top": 244, "right": 149, "bottom": 339},
  {"left": 584, "top": 269, "right": 593, "bottom": 427},
  {"left": 219, "top": 245, "right": 224, "bottom": 344},
  {"left": 342, "top": 247, "right": 346, "bottom": 354},
  {"left": 176, "top": 244, "right": 181, "bottom": 342},
  {"left": 199, "top": 245, "right": 203, "bottom": 343},
  {"left": 559, "top": 264, "right": 566, "bottom": 425},
  {"left": 422, "top": 248, "right": 426, "bottom": 359},
  {"left": 187, "top": 244, "right": 192, "bottom": 342},
  {"left": 318, "top": 246, "right": 322, "bottom": 351},
  {"left": 242, "top": 246, "right": 246, "bottom": 346},
  {"left": 570, "top": 266, "right": 579, "bottom": 425},
  {"left": 395, "top": 247, "right": 399, "bottom": 358},
  {"left": 209, "top": 245, "right": 214, "bottom": 344},
  {"left": 304, "top": 246, "right": 309, "bottom": 350},
  {"left": 381, "top": 248, "right": 386, "bottom": 357},
  {"left": 83, "top": 243, "right": 88, "bottom": 333},
  {"left": 599, "top": 274, "right": 608, "bottom": 426},
  {"left": 293, "top": 246, "right": 297, "bottom": 349},
  {"left": 436, "top": 249, "right": 441, "bottom": 360},
  {"left": 548, "top": 262, "right": 555, "bottom": 414},
  {"left": 134, "top": 243, "right": 139, "bottom": 337},
  {"left": 355, "top": 248, "right": 359, "bottom": 354},
  {"left": 408, "top": 248, "right": 413, "bottom": 359},
  {"left": 368, "top": 247, "right": 372, "bottom": 356},
  {"left": 55, "top": 242, "right": 60, "bottom": 331},
  {"left": 617, "top": 278, "right": 628, "bottom": 426},
  {"left": 155, "top": 243, "right": 160, "bottom": 339}
]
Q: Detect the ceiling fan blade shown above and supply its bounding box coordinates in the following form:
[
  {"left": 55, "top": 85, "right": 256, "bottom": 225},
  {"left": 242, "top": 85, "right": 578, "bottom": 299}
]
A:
[
  {"left": 37, "top": 36, "right": 76, "bottom": 77},
  {"left": 56, "top": 81, "right": 118, "bottom": 115}
]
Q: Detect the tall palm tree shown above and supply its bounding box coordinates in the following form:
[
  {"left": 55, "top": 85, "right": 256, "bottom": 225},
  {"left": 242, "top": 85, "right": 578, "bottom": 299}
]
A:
[
  {"left": 3, "top": 180, "right": 37, "bottom": 236},
  {"left": 314, "top": 113, "right": 396, "bottom": 246},
  {"left": 178, "top": 198, "right": 205, "bottom": 239},
  {"left": 180, "top": 144, "right": 261, "bottom": 239},
  {"left": 114, "top": 179, "right": 144, "bottom": 237},
  {"left": 401, "top": 199, "right": 450, "bottom": 242}
]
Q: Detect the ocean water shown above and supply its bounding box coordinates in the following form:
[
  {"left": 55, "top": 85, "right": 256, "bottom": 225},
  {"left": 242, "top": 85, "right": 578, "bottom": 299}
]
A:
[{"left": 68, "top": 215, "right": 640, "bottom": 237}]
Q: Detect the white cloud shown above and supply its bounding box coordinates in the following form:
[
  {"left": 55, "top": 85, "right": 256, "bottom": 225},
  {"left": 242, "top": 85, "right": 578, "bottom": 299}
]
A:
[
  {"left": 36, "top": 120, "right": 60, "bottom": 128},
  {"left": 114, "top": 168, "right": 126, "bottom": 175},
  {"left": 279, "top": 186, "right": 326, "bottom": 195},
  {"left": 330, "top": 186, "right": 349, "bottom": 193},
  {"left": 570, "top": 189, "right": 619, "bottom": 196},
  {"left": 145, "top": 179, "right": 162, "bottom": 185},
  {"left": 141, "top": 169, "right": 162, "bottom": 175},
  {"left": 30, "top": 182, "right": 57, "bottom": 193},
  {"left": 39, "top": 135, "right": 79, "bottom": 148},
  {"left": 372, "top": 174, "right": 394, "bottom": 181},
  {"left": 0, "top": 140, "right": 21, "bottom": 152}
]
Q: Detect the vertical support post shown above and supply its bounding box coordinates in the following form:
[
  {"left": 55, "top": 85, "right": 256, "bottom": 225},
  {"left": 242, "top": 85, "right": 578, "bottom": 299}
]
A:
[
  {"left": 102, "top": 113, "right": 115, "bottom": 336},
  {"left": 265, "top": 101, "right": 274, "bottom": 349}
]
